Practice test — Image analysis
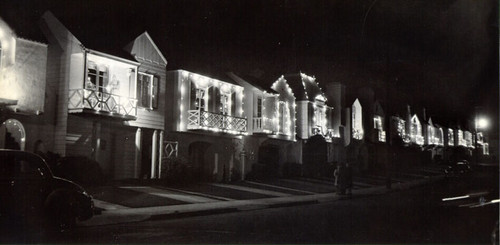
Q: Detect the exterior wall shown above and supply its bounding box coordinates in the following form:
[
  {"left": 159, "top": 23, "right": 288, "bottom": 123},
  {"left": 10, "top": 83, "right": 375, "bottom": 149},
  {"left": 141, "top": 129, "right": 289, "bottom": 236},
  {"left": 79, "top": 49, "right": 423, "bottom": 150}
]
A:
[
  {"left": 0, "top": 34, "right": 51, "bottom": 153},
  {"left": 325, "top": 82, "right": 344, "bottom": 137},
  {"left": 165, "top": 131, "right": 243, "bottom": 181},
  {"left": 65, "top": 115, "right": 140, "bottom": 179},
  {"left": 40, "top": 12, "right": 85, "bottom": 155},
  {"left": 0, "top": 39, "right": 47, "bottom": 114},
  {"left": 296, "top": 101, "right": 309, "bottom": 139},
  {"left": 126, "top": 60, "right": 166, "bottom": 130},
  {"left": 166, "top": 70, "right": 246, "bottom": 135}
]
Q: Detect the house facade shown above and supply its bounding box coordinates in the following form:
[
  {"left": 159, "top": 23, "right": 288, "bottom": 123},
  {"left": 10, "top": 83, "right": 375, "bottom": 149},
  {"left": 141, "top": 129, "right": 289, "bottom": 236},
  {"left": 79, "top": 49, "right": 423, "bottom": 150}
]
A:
[
  {"left": 40, "top": 12, "right": 167, "bottom": 179},
  {"left": 0, "top": 17, "right": 50, "bottom": 154},
  {"left": 277, "top": 73, "right": 337, "bottom": 177},
  {"left": 228, "top": 73, "right": 300, "bottom": 178},
  {"left": 164, "top": 70, "right": 248, "bottom": 181}
]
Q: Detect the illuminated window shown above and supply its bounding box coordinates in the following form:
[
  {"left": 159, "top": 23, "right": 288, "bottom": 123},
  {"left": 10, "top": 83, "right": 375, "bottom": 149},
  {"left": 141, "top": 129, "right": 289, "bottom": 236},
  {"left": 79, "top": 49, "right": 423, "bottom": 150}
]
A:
[
  {"left": 483, "top": 143, "right": 489, "bottom": 155},
  {"left": 256, "top": 97, "right": 263, "bottom": 118},
  {"left": 220, "top": 93, "right": 230, "bottom": 115},
  {"left": 374, "top": 116, "right": 383, "bottom": 130},
  {"left": 86, "top": 62, "right": 108, "bottom": 92},
  {"left": 448, "top": 129, "right": 454, "bottom": 146},
  {"left": 397, "top": 119, "right": 406, "bottom": 137},
  {"left": 314, "top": 106, "right": 326, "bottom": 129},
  {"left": 195, "top": 88, "right": 206, "bottom": 111},
  {"left": 137, "top": 73, "right": 159, "bottom": 109}
]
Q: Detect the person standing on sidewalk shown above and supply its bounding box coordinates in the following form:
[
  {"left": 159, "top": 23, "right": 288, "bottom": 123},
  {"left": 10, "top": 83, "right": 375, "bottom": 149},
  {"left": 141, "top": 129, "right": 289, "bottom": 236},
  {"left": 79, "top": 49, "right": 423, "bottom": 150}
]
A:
[
  {"left": 333, "top": 164, "right": 340, "bottom": 188},
  {"left": 338, "top": 162, "right": 346, "bottom": 195},
  {"left": 345, "top": 162, "right": 353, "bottom": 197}
]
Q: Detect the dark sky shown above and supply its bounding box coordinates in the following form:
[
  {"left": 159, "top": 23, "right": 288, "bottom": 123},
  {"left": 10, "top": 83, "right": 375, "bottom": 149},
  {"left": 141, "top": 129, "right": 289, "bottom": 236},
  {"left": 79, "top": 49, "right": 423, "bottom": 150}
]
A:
[{"left": 1, "top": 0, "right": 498, "bottom": 136}]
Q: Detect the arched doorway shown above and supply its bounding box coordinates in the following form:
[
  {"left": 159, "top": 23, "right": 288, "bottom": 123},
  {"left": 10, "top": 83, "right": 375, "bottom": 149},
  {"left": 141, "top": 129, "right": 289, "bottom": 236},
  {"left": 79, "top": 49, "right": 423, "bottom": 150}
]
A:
[
  {"left": 0, "top": 119, "right": 26, "bottom": 150},
  {"left": 188, "top": 141, "right": 212, "bottom": 181},
  {"left": 303, "top": 134, "right": 327, "bottom": 177}
]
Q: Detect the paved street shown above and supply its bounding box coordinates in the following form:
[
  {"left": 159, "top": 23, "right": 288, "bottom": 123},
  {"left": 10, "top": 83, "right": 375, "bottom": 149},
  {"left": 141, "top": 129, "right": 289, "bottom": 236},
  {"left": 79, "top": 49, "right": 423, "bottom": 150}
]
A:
[
  {"left": 1, "top": 164, "right": 497, "bottom": 244},
  {"left": 24, "top": 166, "right": 497, "bottom": 244}
]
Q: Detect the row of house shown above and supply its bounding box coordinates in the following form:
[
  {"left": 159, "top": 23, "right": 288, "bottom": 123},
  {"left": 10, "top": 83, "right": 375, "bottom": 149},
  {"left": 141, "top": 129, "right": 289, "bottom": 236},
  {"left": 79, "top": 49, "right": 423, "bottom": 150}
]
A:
[{"left": 0, "top": 12, "right": 490, "bottom": 182}]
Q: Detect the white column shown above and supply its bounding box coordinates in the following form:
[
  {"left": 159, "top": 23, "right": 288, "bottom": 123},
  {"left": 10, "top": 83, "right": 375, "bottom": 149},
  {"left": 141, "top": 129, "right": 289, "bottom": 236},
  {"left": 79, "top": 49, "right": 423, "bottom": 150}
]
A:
[
  {"left": 151, "top": 130, "right": 158, "bottom": 179},
  {"left": 213, "top": 153, "right": 219, "bottom": 176},
  {"left": 240, "top": 151, "right": 246, "bottom": 181},
  {"left": 134, "top": 128, "right": 142, "bottom": 179},
  {"left": 229, "top": 152, "right": 234, "bottom": 181},
  {"left": 158, "top": 131, "right": 164, "bottom": 179}
]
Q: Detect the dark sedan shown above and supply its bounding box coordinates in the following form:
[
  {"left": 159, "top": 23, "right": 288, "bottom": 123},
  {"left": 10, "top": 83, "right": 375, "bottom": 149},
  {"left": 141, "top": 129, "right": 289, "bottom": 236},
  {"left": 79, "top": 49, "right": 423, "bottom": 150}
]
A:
[{"left": 0, "top": 150, "right": 94, "bottom": 231}]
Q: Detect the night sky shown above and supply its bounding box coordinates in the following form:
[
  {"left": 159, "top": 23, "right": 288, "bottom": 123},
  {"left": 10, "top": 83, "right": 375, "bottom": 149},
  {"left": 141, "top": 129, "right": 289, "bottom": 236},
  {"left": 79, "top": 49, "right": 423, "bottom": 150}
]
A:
[{"left": 1, "top": 0, "right": 498, "bottom": 136}]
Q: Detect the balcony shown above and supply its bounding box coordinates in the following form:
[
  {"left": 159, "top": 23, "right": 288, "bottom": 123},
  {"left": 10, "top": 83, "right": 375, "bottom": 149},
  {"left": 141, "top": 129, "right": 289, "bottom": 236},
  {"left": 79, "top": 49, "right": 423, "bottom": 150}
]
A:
[
  {"left": 253, "top": 117, "right": 276, "bottom": 134},
  {"left": 187, "top": 110, "right": 247, "bottom": 134},
  {"left": 68, "top": 88, "right": 137, "bottom": 120}
]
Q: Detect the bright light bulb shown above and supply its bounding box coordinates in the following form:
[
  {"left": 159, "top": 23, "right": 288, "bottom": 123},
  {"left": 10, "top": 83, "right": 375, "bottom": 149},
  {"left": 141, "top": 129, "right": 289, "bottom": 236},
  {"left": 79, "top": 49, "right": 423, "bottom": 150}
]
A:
[{"left": 476, "top": 118, "right": 489, "bottom": 129}]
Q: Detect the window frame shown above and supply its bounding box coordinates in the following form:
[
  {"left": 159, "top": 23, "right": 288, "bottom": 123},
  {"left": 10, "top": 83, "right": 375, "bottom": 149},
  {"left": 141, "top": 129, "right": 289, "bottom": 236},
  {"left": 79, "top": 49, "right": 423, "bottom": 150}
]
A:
[
  {"left": 86, "top": 61, "right": 109, "bottom": 92},
  {"left": 195, "top": 87, "right": 207, "bottom": 111},
  {"left": 137, "top": 72, "right": 159, "bottom": 110},
  {"left": 220, "top": 92, "right": 231, "bottom": 115},
  {"left": 256, "top": 97, "right": 263, "bottom": 118}
]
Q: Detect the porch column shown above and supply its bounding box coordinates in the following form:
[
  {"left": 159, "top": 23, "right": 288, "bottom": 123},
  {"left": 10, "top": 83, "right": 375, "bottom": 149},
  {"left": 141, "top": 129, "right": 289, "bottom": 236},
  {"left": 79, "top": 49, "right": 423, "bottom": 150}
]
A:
[
  {"left": 229, "top": 152, "right": 234, "bottom": 181},
  {"left": 92, "top": 121, "right": 101, "bottom": 161},
  {"left": 158, "top": 131, "right": 164, "bottom": 179},
  {"left": 240, "top": 150, "right": 246, "bottom": 181},
  {"left": 151, "top": 130, "right": 158, "bottom": 179},
  {"left": 213, "top": 153, "right": 219, "bottom": 180},
  {"left": 134, "top": 128, "right": 142, "bottom": 179}
]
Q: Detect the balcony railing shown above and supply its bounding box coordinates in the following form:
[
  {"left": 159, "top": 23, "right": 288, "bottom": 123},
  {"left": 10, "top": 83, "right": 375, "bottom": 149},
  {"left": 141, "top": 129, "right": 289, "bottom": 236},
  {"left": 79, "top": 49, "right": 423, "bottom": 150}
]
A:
[
  {"left": 188, "top": 110, "right": 247, "bottom": 134},
  {"left": 68, "top": 88, "right": 137, "bottom": 119},
  {"left": 253, "top": 117, "right": 276, "bottom": 133}
]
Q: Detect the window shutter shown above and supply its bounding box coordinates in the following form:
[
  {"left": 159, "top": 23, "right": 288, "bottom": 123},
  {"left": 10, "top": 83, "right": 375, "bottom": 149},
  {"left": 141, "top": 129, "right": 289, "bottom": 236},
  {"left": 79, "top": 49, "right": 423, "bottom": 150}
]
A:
[
  {"left": 208, "top": 86, "right": 215, "bottom": 112},
  {"left": 231, "top": 93, "right": 236, "bottom": 116},
  {"left": 214, "top": 87, "right": 221, "bottom": 113},
  {"left": 136, "top": 75, "right": 143, "bottom": 106},
  {"left": 142, "top": 75, "right": 150, "bottom": 108},
  {"left": 152, "top": 76, "right": 159, "bottom": 109}
]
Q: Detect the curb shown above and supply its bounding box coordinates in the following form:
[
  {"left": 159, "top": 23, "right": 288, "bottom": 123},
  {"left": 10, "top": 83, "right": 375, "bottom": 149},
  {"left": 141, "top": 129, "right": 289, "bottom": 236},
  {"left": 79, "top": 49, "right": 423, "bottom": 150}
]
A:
[{"left": 79, "top": 175, "right": 445, "bottom": 227}]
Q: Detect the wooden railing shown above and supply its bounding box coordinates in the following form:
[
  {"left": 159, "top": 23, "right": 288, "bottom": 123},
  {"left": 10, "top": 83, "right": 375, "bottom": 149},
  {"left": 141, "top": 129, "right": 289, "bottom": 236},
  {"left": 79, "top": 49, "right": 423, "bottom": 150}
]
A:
[
  {"left": 68, "top": 88, "right": 137, "bottom": 118},
  {"left": 187, "top": 110, "right": 247, "bottom": 134},
  {"left": 253, "top": 117, "right": 276, "bottom": 133}
]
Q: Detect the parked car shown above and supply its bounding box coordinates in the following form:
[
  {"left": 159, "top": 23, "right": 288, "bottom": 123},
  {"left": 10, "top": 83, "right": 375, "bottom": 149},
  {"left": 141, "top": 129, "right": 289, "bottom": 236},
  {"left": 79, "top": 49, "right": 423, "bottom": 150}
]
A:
[
  {"left": 53, "top": 156, "right": 105, "bottom": 187},
  {"left": 0, "top": 150, "right": 94, "bottom": 231},
  {"left": 444, "top": 160, "right": 471, "bottom": 176}
]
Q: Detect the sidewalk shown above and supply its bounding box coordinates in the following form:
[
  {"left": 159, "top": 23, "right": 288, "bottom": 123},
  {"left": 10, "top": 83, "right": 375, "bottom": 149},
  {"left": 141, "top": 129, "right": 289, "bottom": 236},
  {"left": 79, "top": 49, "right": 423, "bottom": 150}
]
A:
[{"left": 79, "top": 168, "right": 445, "bottom": 227}]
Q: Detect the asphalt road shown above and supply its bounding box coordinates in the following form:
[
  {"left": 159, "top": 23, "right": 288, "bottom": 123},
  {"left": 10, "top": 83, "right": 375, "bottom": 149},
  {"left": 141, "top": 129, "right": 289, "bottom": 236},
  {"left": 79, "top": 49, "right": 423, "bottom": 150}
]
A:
[{"left": 4, "top": 166, "right": 499, "bottom": 244}]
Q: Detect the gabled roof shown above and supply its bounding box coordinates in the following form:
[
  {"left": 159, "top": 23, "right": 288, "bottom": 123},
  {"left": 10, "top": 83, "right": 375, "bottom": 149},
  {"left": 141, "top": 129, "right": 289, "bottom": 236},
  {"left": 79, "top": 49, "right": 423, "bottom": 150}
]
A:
[
  {"left": 40, "top": 11, "right": 136, "bottom": 62},
  {"left": 282, "top": 72, "right": 326, "bottom": 102},
  {"left": 374, "top": 100, "right": 385, "bottom": 116},
  {"left": 0, "top": 13, "right": 47, "bottom": 44},
  {"left": 125, "top": 31, "right": 167, "bottom": 66},
  {"left": 228, "top": 72, "right": 276, "bottom": 94}
]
